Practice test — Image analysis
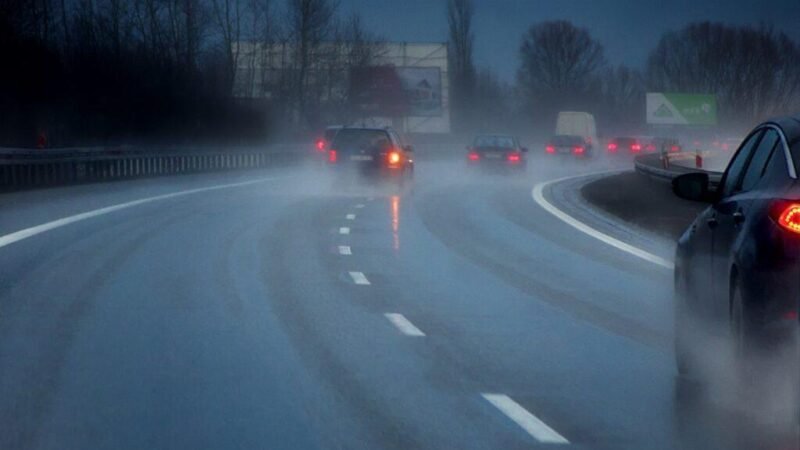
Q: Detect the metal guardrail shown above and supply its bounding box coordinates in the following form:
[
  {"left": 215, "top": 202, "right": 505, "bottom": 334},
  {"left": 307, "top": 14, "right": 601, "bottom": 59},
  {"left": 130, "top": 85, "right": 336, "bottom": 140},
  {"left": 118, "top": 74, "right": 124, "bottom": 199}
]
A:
[
  {"left": 0, "top": 145, "right": 304, "bottom": 190},
  {"left": 634, "top": 153, "right": 724, "bottom": 187}
]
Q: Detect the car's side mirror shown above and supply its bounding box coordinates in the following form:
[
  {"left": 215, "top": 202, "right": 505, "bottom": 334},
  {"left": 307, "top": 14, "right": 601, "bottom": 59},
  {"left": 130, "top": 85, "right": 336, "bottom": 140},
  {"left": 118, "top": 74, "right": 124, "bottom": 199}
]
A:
[{"left": 672, "top": 173, "right": 715, "bottom": 203}]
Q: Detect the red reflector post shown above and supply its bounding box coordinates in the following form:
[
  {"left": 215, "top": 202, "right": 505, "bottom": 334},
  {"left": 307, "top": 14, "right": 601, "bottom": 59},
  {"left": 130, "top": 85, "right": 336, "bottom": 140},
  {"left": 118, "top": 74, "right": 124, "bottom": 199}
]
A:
[
  {"left": 316, "top": 140, "right": 326, "bottom": 152},
  {"left": 328, "top": 149, "right": 338, "bottom": 163}
]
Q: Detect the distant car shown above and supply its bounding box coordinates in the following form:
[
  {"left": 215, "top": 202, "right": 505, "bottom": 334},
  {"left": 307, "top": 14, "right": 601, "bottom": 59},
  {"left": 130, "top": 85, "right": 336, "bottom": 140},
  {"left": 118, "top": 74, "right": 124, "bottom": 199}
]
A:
[
  {"left": 466, "top": 135, "right": 528, "bottom": 169},
  {"left": 315, "top": 126, "right": 343, "bottom": 155},
  {"left": 545, "top": 135, "right": 592, "bottom": 158},
  {"left": 711, "top": 137, "right": 744, "bottom": 152},
  {"left": 673, "top": 115, "right": 800, "bottom": 383},
  {"left": 556, "top": 112, "right": 598, "bottom": 151},
  {"left": 650, "top": 136, "right": 683, "bottom": 154},
  {"left": 607, "top": 137, "right": 644, "bottom": 154},
  {"left": 326, "top": 127, "right": 414, "bottom": 181}
]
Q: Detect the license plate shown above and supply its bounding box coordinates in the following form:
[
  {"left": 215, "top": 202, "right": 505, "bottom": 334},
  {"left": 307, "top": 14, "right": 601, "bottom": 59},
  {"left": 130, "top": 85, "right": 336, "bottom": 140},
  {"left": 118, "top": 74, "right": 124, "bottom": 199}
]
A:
[
  {"left": 350, "top": 155, "right": 374, "bottom": 161},
  {"left": 484, "top": 152, "right": 502, "bottom": 159}
]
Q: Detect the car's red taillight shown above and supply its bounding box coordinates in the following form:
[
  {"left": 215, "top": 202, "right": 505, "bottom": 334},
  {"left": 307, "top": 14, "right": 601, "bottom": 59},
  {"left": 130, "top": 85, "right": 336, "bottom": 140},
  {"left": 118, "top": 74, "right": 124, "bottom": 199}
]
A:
[
  {"left": 468, "top": 152, "right": 480, "bottom": 161},
  {"left": 631, "top": 144, "right": 642, "bottom": 152},
  {"left": 316, "top": 139, "right": 326, "bottom": 152},
  {"left": 387, "top": 150, "right": 402, "bottom": 165},
  {"left": 328, "top": 149, "right": 338, "bottom": 163},
  {"left": 771, "top": 201, "right": 800, "bottom": 234},
  {"left": 608, "top": 143, "right": 617, "bottom": 152},
  {"left": 545, "top": 146, "right": 556, "bottom": 154},
  {"left": 573, "top": 146, "right": 585, "bottom": 154},
  {"left": 507, "top": 153, "right": 521, "bottom": 163}
]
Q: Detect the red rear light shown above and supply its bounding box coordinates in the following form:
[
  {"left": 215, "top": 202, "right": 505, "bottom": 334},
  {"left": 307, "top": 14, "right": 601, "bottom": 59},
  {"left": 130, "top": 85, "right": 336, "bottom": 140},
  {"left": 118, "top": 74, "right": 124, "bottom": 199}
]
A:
[
  {"left": 507, "top": 153, "right": 521, "bottom": 163},
  {"left": 387, "top": 150, "right": 402, "bottom": 165},
  {"left": 545, "top": 146, "right": 555, "bottom": 154},
  {"left": 468, "top": 152, "right": 480, "bottom": 161},
  {"left": 631, "top": 144, "right": 642, "bottom": 152},
  {"left": 608, "top": 143, "right": 618, "bottom": 151},
  {"left": 771, "top": 202, "right": 800, "bottom": 234},
  {"left": 316, "top": 139, "right": 326, "bottom": 152},
  {"left": 328, "top": 149, "right": 338, "bottom": 163},
  {"left": 573, "top": 146, "right": 585, "bottom": 154}
]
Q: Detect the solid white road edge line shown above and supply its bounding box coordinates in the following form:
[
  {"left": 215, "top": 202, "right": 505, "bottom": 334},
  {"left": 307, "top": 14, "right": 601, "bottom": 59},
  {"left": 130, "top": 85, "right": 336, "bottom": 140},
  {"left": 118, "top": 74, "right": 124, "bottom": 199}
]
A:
[
  {"left": 0, "top": 176, "right": 284, "bottom": 250},
  {"left": 339, "top": 227, "right": 351, "bottom": 235},
  {"left": 346, "top": 214, "right": 356, "bottom": 220},
  {"left": 532, "top": 174, "right": 674, "bottom": 270},
  {"left": 349, "top": 271, "right": 370, "bottom": 285},
  {"left": 338, "top": 245, "right": 352, "bottom": 255},
  {"left": 384, "top": 313, "right": 426, "bottom": 337},
  {"left": 481, "top": 393, "right": 569, "bottom": 444}
]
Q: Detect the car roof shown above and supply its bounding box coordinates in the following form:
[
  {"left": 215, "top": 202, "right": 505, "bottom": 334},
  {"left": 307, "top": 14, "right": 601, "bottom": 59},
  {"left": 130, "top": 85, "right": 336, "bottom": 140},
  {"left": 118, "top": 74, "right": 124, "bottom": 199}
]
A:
[{"left": 767, "top": 115, "right": 800, "bottom": 145}]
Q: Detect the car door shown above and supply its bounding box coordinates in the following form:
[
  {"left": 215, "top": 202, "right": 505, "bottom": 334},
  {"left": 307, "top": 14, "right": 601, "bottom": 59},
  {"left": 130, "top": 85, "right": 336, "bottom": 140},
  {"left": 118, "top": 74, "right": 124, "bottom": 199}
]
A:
[{"left": 710, "top": 129, "right": 779, "bottom": 312}]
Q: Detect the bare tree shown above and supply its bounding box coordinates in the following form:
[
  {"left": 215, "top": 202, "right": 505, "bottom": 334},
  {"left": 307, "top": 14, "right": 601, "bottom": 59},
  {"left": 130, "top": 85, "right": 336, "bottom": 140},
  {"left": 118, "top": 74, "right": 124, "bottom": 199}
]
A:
[
  {"left": 518, "top": 20, "right": 605, "bottom": 117},
  {"left": 647, "top": 22, "right": 800, "bottom": 126},
  {"left": 286, "top": 0, "right": 339, "bottom": 126},
  {"left": 211, "top": 0, "right": 244, "bottom": 93},
  {"left": 599, "top": 65, "right": 645, "bottom": 132},
  {"left": 446, "top": 0, "right": 476, "bottom": 131}
]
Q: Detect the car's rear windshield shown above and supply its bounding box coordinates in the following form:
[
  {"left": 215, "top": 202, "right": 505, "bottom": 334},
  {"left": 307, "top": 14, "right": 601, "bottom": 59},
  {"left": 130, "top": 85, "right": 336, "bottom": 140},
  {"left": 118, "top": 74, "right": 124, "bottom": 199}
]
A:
[
  {"left": 474, "top": 136, "right": 515, "bottom": 148},
  {"left": 612, "top": 137, "right": 637, "bottom": 145},
  {"left": 331, "top": 129, "right": 391, "bottom": 154},
  {"left": 551, "top": 135, "right": 583, "bottom": 146}
]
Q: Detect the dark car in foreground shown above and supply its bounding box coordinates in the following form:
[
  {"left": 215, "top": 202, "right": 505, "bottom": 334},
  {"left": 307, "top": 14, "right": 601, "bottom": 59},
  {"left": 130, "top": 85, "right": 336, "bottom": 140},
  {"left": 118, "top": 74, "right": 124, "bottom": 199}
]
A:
[
  {"left": 327, "top": 127, "right": 414, "bottom": 182},
  {"left": 466, "top": 134, "right": 528, "bottom": 170},
  {"left": 673, "top": 115, "right": 800, "bottom": 385},
  {"left": 545, "top": 135, "right": 592, "bottom": 158}
]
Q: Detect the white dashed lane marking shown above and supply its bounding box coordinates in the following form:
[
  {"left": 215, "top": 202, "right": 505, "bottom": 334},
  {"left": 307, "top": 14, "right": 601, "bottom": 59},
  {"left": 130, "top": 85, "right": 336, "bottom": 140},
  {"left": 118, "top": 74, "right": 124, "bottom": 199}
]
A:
[
  {"left": 339, "top": 227, "right": 351, "bottom": 235},
  {"left": 384, "top": 313, "right": 426, "bottom": 337},
  {"left": 482, "top": 394, "right": 569, "bottom": 444},
  {"left": 338, "top": 245, "right": 352, "bottom": 256},
  {"left": 355, "top": 204, "right": 365, "bottom": 209},
  {"left": 348, "top": 271, "right": 371, "bottom": 285},
  {"left": 346, "top": 214, "right": 356, "bottom": 220}
]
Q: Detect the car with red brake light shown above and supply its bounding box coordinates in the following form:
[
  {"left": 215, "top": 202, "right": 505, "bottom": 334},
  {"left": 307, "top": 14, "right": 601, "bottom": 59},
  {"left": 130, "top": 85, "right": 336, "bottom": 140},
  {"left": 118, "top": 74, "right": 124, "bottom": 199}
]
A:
[
  {"left": 466, "top": 135, "right": 528, "bottom": 170},
  {"left": 607, "top": 137, "right": 645, "bottom": 155},
  {"left": 545, "top": 135, "right": 592, "bottom": 158},
  {"left": 326, "top": 127, "right": 413, "bottom": 182},
  {"left": 315, "top": 126, "right": 343, "bottom": 156},
  {"left": 673, "top": 115, "right": 800, "bottom": 385}
]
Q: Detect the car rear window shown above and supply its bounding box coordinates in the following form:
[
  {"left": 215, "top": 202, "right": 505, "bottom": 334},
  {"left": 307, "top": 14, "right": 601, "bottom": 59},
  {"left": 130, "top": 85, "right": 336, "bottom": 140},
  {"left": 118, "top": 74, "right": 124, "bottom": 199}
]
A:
[
  {"left": 474, "top": 136, "right": 515, "bottom": 148},
  {"left": 612, "top": 137, "right": 636, "bottom": 146},
  {"left": 552, "top": 135, "right": 583, "bottom": 146},
  {"left": 331, "top": 129, "right": 392, "bottom": 154}
]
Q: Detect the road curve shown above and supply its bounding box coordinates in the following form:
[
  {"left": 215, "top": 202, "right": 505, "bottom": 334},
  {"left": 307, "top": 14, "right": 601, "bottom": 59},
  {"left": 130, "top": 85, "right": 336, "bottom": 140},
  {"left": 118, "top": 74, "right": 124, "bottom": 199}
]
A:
[{"left": 0, "top": 158, "right": 796, "bottom": 450}]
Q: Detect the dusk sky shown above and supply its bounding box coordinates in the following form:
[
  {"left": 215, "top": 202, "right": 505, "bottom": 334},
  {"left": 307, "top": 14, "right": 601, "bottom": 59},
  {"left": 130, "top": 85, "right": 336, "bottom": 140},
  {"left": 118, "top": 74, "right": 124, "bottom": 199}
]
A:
[{"left": 336, "top": 0, "right": 800, "bottom": 82}]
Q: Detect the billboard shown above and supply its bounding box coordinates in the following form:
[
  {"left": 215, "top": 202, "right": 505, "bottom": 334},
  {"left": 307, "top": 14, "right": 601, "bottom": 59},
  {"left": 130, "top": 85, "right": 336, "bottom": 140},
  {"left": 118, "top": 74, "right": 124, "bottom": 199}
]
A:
[
  {"left": 350, "top": 66, "right": 443, "bottom": 118},
  {"left": 646, "top": 93, "right": 717, "bottom": 126}
]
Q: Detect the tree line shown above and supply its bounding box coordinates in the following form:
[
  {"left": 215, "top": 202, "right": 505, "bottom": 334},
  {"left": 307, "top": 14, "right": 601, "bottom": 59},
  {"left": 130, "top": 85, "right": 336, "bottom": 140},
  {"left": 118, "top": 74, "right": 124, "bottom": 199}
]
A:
[
  {"left": 447, "top": 0, "right": 800, "bottom": 136},
  {"left": 0, "top": 0, "right": 374, "bottom": 147}
]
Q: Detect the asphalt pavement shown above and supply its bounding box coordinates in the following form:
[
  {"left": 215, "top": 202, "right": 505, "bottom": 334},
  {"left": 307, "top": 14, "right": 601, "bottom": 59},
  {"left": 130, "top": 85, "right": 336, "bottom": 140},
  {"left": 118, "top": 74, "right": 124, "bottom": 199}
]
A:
[{"left": 0, "top": 154, "right": 797, "bottom": 449}]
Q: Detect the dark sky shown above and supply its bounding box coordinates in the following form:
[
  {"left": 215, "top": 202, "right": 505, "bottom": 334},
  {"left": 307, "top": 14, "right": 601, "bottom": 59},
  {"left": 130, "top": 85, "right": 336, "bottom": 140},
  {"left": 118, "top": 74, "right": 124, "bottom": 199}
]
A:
[{"left": 338, "top": 0, "right": 800, "bottom": 82}]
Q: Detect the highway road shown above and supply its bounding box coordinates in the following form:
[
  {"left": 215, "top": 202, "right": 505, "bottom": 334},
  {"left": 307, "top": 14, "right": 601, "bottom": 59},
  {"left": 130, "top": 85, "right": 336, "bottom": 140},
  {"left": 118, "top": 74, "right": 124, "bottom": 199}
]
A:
[{"left": 0, "top": 155, "right": 797, "bottom": 449}]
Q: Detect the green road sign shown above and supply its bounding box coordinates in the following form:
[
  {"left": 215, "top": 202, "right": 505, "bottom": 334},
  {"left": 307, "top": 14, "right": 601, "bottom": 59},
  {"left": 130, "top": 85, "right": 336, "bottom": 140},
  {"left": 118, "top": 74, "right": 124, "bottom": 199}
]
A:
[{"left": 646, "top": 93, "right": 717, "bottom": 125}]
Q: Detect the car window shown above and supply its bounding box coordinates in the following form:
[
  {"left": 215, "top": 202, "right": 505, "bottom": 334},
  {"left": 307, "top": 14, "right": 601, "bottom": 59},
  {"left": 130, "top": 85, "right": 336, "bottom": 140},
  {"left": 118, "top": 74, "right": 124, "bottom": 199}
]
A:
[
  {"left": 475, "top": 136, "right": 515, "bottom": 148},
  {"left": 758, "top": 134, "right": 790, "bottom": 188},
  {"left": 553, "top": 135, "right": 582, "bottom": 146},
  {"left": 740, "top": 129, "right": 780, "bottom": 192},
  {"left": 331, "top": 129, "right": 391, "bottom": 153},
  {"left": 721, "top": 130, "right": 763, "bottom": 197}
]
